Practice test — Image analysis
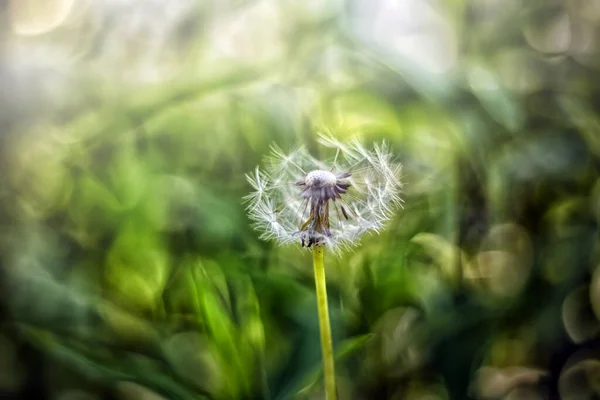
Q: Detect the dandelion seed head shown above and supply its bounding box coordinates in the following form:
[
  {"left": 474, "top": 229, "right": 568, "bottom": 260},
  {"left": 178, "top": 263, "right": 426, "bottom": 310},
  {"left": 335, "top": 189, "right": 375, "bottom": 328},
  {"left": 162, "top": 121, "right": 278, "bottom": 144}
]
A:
[
  {"left": 305, "top": 170, "right": 337, "bottom": 188},
  {"left": 245, "top": 134, "right": 403, "bottom": 253}
]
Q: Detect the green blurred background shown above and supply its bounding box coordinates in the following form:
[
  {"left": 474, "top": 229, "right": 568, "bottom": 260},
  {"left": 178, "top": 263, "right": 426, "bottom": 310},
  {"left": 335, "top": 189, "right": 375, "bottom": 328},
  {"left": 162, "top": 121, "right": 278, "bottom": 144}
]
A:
[{"left": 2, "top": 0, "right": 600, "bottom": 399}]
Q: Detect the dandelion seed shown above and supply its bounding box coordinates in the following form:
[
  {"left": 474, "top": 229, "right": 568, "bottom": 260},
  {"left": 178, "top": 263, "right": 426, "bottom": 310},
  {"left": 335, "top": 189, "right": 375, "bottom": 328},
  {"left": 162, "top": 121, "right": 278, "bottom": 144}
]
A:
[{"left": 245, "top": 133, "right": 403, "bottom": 253}]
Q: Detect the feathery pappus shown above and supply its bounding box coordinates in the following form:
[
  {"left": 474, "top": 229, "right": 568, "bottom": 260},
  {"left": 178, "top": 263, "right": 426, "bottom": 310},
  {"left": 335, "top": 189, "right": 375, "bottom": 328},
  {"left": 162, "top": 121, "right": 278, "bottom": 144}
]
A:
[{"left": 244, "top": 134, "right": 403, "bottom": 253}]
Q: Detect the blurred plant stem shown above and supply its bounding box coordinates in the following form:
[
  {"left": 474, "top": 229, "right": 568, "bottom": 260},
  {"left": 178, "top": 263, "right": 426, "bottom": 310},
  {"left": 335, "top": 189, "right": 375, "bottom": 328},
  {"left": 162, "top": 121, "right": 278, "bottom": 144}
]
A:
[{"left": 312, "top": 246, "right": 337, "bottom": 400}]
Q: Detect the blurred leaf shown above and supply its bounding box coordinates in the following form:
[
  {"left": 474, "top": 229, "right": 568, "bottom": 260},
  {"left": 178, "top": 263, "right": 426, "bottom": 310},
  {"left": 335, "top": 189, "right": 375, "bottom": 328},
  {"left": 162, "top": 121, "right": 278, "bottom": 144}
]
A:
[
  {"left": 105, "top": 220, "right": 169, "bottom": 312},
  {"left": 97, "top": 302, "right": 159, "bottom": 346},
  {"left": 410, "top": 233, "right": 466, "bottom": 288},
  {"left": 467, "top": 64, "right": 524, "bottom": 132},
  {"left": 162, "top": 332, "right": 223, "bottom": 397},
  {"left": 277, "top": 334, "right": 374, "bottom": 400},
  {"left": 18, "top": 325, "right": 209, "bottom": 400}
]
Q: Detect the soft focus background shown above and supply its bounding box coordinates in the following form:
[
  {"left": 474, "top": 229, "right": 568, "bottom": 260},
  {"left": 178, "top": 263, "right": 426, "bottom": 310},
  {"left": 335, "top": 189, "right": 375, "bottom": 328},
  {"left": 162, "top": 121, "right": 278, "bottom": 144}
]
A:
[{"left": 2, "top": 0, "right": 600, "bottom": 399}]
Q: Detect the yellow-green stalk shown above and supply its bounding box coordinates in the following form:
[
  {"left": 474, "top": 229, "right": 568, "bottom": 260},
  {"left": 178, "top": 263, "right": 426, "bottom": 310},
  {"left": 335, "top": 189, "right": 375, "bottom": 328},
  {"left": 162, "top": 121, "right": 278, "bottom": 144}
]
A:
[{"left": 312, "top": 246, "right": 336, "bottom": 400}]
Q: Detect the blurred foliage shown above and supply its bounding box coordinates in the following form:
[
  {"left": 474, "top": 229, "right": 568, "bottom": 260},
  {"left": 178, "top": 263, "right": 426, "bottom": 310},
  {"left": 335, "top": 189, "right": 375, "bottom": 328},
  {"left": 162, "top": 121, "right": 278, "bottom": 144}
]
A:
[{"left": 2, "top": 0, "right": 600, "bottom": 399}]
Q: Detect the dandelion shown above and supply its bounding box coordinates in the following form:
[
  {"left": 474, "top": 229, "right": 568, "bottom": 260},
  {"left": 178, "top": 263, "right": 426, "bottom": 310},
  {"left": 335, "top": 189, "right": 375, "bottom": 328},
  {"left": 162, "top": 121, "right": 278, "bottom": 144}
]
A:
[
  {"left": 244, "top": 134, "right": 403, "bottom": 399},
  {"left": 245, "top": 134, "right": 403, "bottom": 253}
]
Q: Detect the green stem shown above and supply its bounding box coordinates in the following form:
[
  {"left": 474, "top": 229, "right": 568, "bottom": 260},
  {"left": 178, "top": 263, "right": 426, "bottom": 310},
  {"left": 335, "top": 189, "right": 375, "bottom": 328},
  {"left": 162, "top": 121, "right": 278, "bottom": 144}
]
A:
[{"left": 312, "top": 246, "right": 337, "bottom": 400}]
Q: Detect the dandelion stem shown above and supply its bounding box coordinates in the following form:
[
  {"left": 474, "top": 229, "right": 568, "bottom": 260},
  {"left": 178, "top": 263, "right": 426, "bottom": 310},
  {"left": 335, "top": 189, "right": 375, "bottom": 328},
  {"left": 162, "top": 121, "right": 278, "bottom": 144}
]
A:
[{"left": 312, "top": 246, "right": 337, "bottom": 400}]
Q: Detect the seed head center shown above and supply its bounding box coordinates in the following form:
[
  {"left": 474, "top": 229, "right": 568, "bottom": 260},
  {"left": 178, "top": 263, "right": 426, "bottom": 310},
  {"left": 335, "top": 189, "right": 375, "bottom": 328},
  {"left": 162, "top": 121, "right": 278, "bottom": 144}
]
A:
[{"left": 305, "top": 170, "right": 337, "bottom": 187}]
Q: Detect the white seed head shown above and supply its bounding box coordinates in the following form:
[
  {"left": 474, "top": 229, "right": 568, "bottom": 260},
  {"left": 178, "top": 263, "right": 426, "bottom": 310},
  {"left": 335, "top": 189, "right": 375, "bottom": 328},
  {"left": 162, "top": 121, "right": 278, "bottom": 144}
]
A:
[
  {"left": 245, "top": 133, "right": 403, "bottom": 253},
  {"left": 305, "top": 170, "right": 337, "bottom": 187}
]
